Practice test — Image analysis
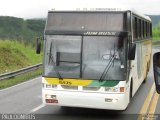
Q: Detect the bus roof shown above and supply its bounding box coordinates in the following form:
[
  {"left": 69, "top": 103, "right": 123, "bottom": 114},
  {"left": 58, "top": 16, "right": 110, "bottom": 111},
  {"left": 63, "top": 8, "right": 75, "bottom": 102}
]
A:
[
  {"left": 48, "top": 8, "right": 151, "bottom": 21},
  {"left": 130, "top": 9, "right": 151, "bottom": 21},
  {"left": 45, "top": 9, "right": 151, "bottom": 35}
]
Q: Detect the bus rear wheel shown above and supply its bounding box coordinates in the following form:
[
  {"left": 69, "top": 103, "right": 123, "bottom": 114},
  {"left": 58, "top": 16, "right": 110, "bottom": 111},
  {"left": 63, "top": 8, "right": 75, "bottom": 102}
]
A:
[
  {"left": 129, "top": 80, "right": 133, "bottom": 103},
  {"left": 143, "top": 62, "right": 150, "bottom": 84},
  {"left": 143, "top": 77, "right": 147, "bottom": 84}
]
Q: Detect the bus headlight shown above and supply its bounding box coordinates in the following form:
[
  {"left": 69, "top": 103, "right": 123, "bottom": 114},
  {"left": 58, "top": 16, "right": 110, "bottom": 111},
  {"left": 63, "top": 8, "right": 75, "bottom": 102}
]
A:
[{"left": 105, "top": 87, "right": 125, "bottom": 92}]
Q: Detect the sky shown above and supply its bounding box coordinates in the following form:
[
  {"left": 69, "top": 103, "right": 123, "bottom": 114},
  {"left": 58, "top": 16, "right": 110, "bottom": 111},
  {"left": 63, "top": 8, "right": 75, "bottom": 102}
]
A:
[{"left": 0, "top": 0, "right": 160, "bottom": 19}]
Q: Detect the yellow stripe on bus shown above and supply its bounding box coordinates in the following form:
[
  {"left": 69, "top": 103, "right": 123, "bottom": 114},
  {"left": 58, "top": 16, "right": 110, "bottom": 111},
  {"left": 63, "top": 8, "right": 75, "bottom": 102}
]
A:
[{"left": 44, "top": 77, "right": 93, "bottom": 86}]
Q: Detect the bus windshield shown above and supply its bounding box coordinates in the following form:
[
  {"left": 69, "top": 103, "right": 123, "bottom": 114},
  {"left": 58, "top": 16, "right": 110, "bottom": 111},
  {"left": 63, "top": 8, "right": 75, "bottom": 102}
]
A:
[{"left": 44, "top": 35, "right": 127, "bottom": 80}]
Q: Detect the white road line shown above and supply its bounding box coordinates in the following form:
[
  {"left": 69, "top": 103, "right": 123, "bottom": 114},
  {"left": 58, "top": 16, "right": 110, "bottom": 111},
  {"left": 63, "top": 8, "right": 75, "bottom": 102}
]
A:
[{"left": 30, "top": 104, "right": 45, "bottom": 113}]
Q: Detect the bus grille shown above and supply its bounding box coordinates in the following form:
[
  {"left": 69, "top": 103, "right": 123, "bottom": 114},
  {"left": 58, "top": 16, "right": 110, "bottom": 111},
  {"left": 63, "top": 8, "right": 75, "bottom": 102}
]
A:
[
  {"left": 60, "top": 85, "right": 100, "bottom": 91},
  {"left": 61, "top": 85, "right": 78, "bottom": 90},
  {"left": 83, "top": 86, "right": 100, "bottom": 91}
]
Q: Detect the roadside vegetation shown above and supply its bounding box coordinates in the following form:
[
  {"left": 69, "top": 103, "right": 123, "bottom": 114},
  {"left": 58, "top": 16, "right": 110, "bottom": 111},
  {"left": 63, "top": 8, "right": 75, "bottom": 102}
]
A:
[
  {"left": 0, "top": 40, "right": 43, "bottom": 74},
  {"left": 0, "top": 68, "right": 42, "bottom": 89},
  {"left": 0, "top": 16, "right": 44, "bottom": 89},
  {"left": 152, "top": 22, "right": 160, "bottom": 40},
  {"left": 0, "top": 16, "right": 45, "bottom": 46},
  {"left": 0, "top": 40, "right": 43, "bottom": 89}
]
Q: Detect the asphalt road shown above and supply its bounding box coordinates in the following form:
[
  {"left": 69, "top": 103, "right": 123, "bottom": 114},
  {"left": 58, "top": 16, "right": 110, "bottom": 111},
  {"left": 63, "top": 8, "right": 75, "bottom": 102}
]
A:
[
  {"left": 0, "top": 46, "right": 160, "bottom": 120},
  {"left": 0, "top": 77, "right": 42, "bottom": 114}
]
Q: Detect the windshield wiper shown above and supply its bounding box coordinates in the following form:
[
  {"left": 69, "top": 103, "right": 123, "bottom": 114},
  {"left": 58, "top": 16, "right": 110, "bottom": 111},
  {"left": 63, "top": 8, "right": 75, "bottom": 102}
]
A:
[
  {"left": 48, "top": 43, "right": 63, "bottom": 79},
  {"left": 99, "top": 48, "right": 117, "bottom": 82}
]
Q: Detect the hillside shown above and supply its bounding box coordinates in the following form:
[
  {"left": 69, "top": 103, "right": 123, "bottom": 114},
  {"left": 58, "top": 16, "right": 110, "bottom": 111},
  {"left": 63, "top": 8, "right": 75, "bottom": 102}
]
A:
[
  {"left": 148, "top": 15, "right": 160, "bottom": 27},
  {"left": 0, "top": 40, "right": 42, "bottom": 74},
  {"left": 0, "top": 16, "right": 45, "bottom": 45}
]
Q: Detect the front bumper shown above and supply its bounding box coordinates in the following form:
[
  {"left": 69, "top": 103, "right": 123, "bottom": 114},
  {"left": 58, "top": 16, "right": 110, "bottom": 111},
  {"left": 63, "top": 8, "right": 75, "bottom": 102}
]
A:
[{"left": 42, "top": 89, "right": 129, "bottom": 110}]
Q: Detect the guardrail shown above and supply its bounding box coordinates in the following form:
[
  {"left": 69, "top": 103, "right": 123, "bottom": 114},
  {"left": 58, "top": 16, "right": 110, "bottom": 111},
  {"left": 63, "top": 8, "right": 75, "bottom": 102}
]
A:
[{"left": 0, "top": 64, "right": 43, "bottom": 80}]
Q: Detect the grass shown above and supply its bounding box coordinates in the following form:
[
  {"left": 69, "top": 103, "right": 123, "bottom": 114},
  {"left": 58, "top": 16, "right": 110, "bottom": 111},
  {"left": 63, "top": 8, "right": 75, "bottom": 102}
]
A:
[
  {"left": 152, "top": 23, "right": 160, "bottom": 41},
  {"left": 0, "top": 40, "right": 43, "bottom": 74},
  {"left": 152, "top": 37, "right": 160, "bottom": 40},
  {"left": 0, "top": 40, "right": 43, "bottom": 89},
  {"left": 0, "top": 68, "right": 42, "bottom": 89}
]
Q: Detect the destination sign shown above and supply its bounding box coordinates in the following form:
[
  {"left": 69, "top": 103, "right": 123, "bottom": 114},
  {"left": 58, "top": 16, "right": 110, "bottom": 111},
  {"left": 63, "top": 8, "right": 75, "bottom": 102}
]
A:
[
  {"left": 45, "top": 30, "right": 128, "bottom": 37},
  {"left": 84, "top": 31, "right": 116, "bottom": 36}
]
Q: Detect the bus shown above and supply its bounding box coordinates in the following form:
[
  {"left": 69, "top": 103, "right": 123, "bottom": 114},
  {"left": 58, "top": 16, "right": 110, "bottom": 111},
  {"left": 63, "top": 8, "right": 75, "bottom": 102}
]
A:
[{"left": 38, "top": 9, "right": 152, "bottom": 110}]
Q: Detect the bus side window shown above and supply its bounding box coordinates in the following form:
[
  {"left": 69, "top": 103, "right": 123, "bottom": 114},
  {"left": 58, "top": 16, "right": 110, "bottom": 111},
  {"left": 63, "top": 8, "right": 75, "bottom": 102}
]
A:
[
  {"left": 132, "top": 16, "right": 138, "bottom": 40},
  {"left": 138, "top": 19, "right": 141, "bottom": 39}
]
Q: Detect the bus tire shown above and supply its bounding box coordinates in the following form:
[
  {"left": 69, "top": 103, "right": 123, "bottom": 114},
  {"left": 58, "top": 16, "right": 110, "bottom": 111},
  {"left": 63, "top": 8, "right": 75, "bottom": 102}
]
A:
[
  {"left": 129, "top": 80, "right": 133, "bottom": 103},
  {"left": 143, "top": 69, "right": 147, "bottom": 83},
  {"left": 143, "top": 78, "right": 147, "bottom": 84},
  {"left": 143, "top": 71, "right": 147, "bottom": 84}
]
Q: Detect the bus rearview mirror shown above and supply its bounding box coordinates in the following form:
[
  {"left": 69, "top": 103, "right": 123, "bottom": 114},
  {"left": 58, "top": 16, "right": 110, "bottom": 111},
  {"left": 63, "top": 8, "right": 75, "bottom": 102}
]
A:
[
  {"left": 128, "top": 44, "right": 136, "bottom": 60},
  {"left": 36, "top": 37, "right": 41, "bottom": 54},
  {"left": 153, "top": 52, "right": 160, "bottom": 94}
]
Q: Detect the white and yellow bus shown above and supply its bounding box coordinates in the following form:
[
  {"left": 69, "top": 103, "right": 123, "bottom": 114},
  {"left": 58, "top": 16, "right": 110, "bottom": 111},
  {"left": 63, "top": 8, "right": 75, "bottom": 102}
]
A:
[{"left": 39, "top": 9, "right": 152, "bottom": 110}]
